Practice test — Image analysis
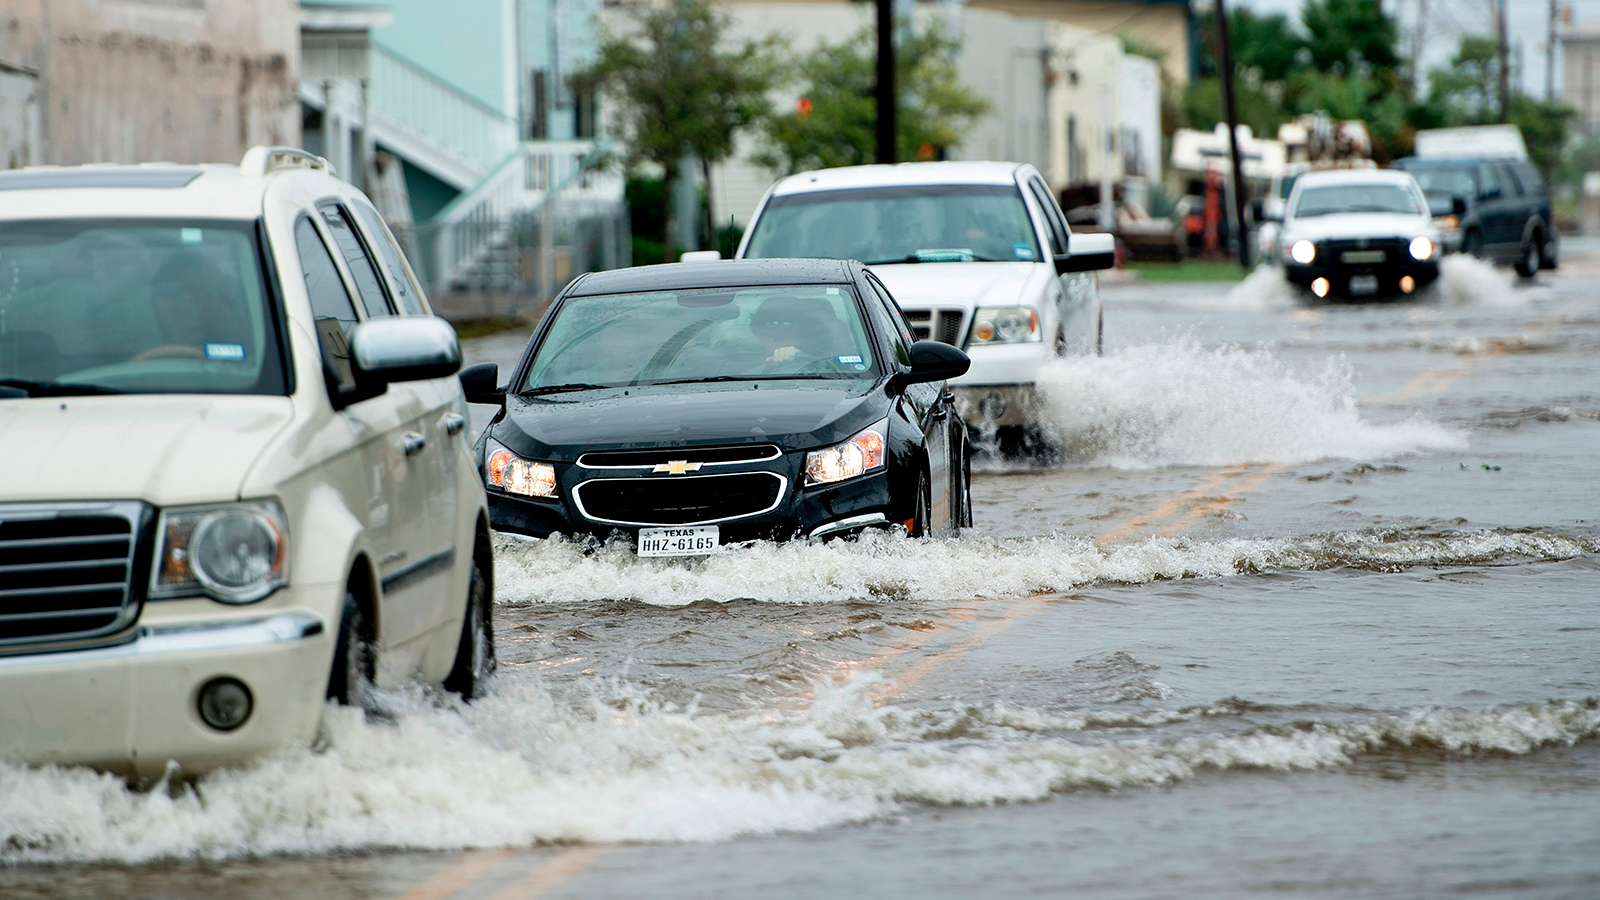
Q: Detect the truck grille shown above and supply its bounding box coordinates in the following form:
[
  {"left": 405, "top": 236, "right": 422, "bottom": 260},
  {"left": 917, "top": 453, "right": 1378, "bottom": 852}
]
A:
[
  {"left": 0, "top": 502, "right": 150, "bottom": 651},
  {"left": 573, "top": 472, "right": 787, "bottom": 526},
  {"left": 902, "top": 308, "right": 969, "bottom": 346}
]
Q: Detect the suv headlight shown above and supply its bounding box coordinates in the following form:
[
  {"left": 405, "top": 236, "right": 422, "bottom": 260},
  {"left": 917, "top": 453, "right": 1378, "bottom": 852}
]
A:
[
  {"left": 1432, "top": 214, "right": 1459, "bottom": 233},
  {"left": 805, "top": 421, "right": 887, "bottom": 486},
  {"left": 970, "top": 307, "right": 1040, "bottom": 344},
  {"left": 151, "top": 500, "right": 289, "bottom": 604},
  {"left": 485, "top": 438, "right": 557, "bottom": 498}
]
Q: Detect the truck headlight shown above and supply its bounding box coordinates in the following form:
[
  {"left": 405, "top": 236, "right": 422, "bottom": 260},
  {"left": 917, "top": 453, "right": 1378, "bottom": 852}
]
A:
[
  {"left": 970, "top": 307, "right": 1040, "bottom": 344},
  {"left": 485, "top": 438, "right": 557, "bottom": 498},
  {"left": 805, "top": 421, "right": 887, "bottom": 485},
  {"left": 1289, "top": 240, "right": 1317, "bottom": 264},
  {"left": 1409, "top": 236, "right": 1436, "bottom": 261},
  {"left": 152, "top": 501, "right": 289, "bottom": 604}
]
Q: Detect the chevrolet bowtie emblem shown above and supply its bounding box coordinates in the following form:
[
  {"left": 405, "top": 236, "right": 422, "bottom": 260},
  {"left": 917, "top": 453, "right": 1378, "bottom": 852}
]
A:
[{"left": 652, "top": 460, "right": 703, "bottom": 475}]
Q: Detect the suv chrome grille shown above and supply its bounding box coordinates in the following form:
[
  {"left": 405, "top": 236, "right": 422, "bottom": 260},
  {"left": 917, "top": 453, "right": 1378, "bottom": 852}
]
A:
[
  {"left": 0, "top": 502, "right": 149, "bottom": 651},
  {"left": 902, "top": 308, "right": 969, "bottom": 346},
  {"left": 573, "top": 472, "right": 787, "bottom": 526}
]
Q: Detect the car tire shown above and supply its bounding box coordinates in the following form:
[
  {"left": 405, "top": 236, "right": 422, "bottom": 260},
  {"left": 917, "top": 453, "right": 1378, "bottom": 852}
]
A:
[
  {"left": 1463, "top": 229, "right": 1484, "bottom": 258},
  {"left": 909, "top": 469, "right": 931, "bottom": 538},
  {"left": 1540, "top": 233, "right": 1559, "bottom": 270},
  {"left": 443, "top": 558, "right": 496, "bottom": 701},
  {"left": 1096, "top": 313, "right": 1104, "bottom": 356},
  {"left": 1055, "top": 326, "right": 1068, "bottom": 358},
  {"left": 1515, "top": 235, "right": 1540, "bottom": 278},
  {"left": 960, "top": 440, "right": 974, "bottom": 529},
  {"left": 326, "top": 588, "right": 373, "bottom": 707}
]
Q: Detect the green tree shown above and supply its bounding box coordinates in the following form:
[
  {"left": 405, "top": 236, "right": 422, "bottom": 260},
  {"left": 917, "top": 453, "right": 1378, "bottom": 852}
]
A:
[
  {"left": 757, "top": 21, "right": 989, "bottom": 175},
  {"left": 1195, "top": 8, "right": 1306, "bottom": 82},
  {"left": 571, "top": 0, "right": 782, "bottom": 258},
  {"left": 1426, "top": 35, "right": 1504, "bottom": 123},
  {"left": 1300, "top": 0, "right": 1400, "bottom": 75}
]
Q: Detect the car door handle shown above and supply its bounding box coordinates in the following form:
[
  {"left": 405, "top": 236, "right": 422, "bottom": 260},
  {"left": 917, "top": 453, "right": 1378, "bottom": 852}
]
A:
[
  {"left": 402, "top": 431, "right": 427, "bottom": 457},
  {"left": 443, "top": 413, "right": 466, "bottom": 436}
]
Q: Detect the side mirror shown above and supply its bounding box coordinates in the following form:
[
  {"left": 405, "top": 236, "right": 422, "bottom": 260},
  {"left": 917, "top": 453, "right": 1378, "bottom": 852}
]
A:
[
  {"left": 902, "top": 340, "right": 970, "bottom": 386},
  {"left": 1054, "top": 232, "right": 1116, "bottom": 274},
  {"left": 458, "top": 361, "right": 505, "bottom": 404},
  {"left": 350, "top": 316, "right": 461, "bottom": 388},
  {"left": 1452, "top": 196, "right": 1468, "bottom": 217}
]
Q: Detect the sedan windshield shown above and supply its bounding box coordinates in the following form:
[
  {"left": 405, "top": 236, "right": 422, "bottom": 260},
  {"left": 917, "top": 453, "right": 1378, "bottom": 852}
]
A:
[
  {"left": 742, "top": 184, "right": 1042, "bottom": 265},
  {"left": 0, "top": 219, "right": 286, "bottom": 397},
  {"left": 523, "top": 285, "right": 878, "bottom": 392},
  {"left": 1293, "top": 184, "right": 1421, "bottom": 218}
]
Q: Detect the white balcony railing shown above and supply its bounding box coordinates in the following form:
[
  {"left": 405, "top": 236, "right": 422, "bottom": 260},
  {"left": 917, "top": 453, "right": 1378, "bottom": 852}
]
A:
[{"left": 367, "top": 44, "right": 518, "bottom": 188}]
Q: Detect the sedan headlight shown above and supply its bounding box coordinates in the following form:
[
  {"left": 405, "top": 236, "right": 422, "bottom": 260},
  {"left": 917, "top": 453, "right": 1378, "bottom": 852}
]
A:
[
  {"left": 970, "top": 307, "right": 1040, "bottom": 344},
  {"left": 1409, "top": 236, "right": 1436, "bottom": 261},
  {"left": 152, "top": 500, "right": 289, "bottom": 604},
  {"left": 485, "top": 438, "right": 557, "bottom": 498},
  {"left": 1289, "top": 240, "right": 1317, "bottom": 265},
  {"left": 805, "top": 421, "right": 887, "bottom": 486}
]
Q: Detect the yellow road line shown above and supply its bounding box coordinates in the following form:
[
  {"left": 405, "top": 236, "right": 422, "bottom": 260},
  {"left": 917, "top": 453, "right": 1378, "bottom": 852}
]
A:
[
  {"left": 874, "top": 595, "right": 1053, "bottom": 701},
  {"left": 484, "top": 846, "right": 609, "bottom": 900},
  {"left": 1095, "top": 466, "right": 1249, "bottom": 541},
  {"left": 393, "top": 849, "right": 519, "bottom": 900},
  {"left": 1152, "top": 464, "right": 1283, "bottom": 538}
]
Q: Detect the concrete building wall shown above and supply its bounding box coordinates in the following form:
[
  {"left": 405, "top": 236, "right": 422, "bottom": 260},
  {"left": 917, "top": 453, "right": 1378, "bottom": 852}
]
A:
[
  {"left": 0, "top": 0, "right": 299, "bottom": 167},
  {"left": 959, "top": 0, "right": 1190, "bottom": 87},
  {"left": 1562, "top": 31, "right": 1600, "bottom": 134}
]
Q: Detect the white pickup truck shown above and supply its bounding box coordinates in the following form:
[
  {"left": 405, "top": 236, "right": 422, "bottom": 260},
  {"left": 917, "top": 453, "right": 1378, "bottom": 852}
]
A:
[{"left": 736, "top": 162, "right": 1113, "bottom": 451}]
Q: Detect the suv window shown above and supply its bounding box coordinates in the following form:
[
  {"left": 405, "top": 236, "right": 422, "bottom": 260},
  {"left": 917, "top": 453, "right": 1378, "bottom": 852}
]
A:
[
  {"left": 349, "top": 200, "right": 426, "bottom": 315},
  {"left": 1497, "top": 161, "right": 1525, "bottom": 196},
  {"left": 1478, "top": 162, "right": 1503, "bottom": 199},
  {"left": 317, "top": 202, "right": 394, "bottom": 318},
  {"left": 295, "top": 217, "right": 360, "bottom": 393},
  {"left": 0, "top": 218, "right": 288, "bottom": 397},
  {"left": 1027, "top": 177, "right": 1068, "bottom": 256},
  {"left": 1512, "top": 161, "right": 1546, "bottom": 195}
]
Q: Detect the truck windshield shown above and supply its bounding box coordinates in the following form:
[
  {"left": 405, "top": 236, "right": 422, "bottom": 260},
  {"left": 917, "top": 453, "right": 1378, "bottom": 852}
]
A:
[
  {"left": 523, "top": 285, "right": 878, "bottom": 392},
  {"left": 0, "top": 219, "right": 287, "bottom": 398},
  {"left": 1293, "top": 184, "right": 1421, "bottom": 218},
  {"left": 743, "top": 184, "right": 1042, "bottom": 265}
]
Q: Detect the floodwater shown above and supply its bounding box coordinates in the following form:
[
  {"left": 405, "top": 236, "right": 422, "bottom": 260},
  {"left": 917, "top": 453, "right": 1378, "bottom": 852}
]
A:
[{"left": 5, "top": 251, "right": 1600, "bottom": 898}]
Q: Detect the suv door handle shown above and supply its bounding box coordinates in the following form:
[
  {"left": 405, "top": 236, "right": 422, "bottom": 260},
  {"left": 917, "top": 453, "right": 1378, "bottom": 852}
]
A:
[
  {"left": 443, "top": 413, "right": 466, "bottom": 436},
  {"left": 402, "top": 431, "right": 427, "bottom": 457}
]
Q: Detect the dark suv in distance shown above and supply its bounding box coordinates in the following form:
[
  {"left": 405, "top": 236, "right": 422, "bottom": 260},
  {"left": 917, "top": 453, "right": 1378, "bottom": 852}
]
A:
[{"left": 1392, "top": 156, "right": 1558, "bottom": 276}]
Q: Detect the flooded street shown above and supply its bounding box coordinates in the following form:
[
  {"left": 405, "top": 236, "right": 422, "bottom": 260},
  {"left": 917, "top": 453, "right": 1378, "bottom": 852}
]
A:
[{"left": 7, "top": 252, "right": 1600, "bottom": 898}]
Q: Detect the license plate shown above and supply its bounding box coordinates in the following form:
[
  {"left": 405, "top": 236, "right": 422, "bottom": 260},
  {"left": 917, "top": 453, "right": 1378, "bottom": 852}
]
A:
[
  {"left": 1348, "top": 274, "right": 1380, "bottom": 295},
  {"left": 637, "top": 525, "right": 720, "bottom": 557},
  {"left": 1341, "top": 250, "right": 1386, "bottom": 264}
]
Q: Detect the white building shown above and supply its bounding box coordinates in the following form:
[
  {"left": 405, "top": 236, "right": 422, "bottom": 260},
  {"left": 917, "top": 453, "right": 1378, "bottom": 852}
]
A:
[{"left": 1562, "top": 20, "right": 1600, "bottom": 134}]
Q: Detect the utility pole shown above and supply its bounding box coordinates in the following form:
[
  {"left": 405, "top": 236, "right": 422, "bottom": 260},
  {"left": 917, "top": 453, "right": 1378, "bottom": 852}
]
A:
[
  {"left": 1547, "top": 0, "right": 1558, "bottom": 102},
  {"left": 1496, "top": 0, "right": 1512, "bottom": 122},
  {"left": 875, "top": 0, "right": 896, "bottom": 165},
  {"left": 1213, "top": 0, "right": 1250, "bottom": 268},
  {"left": 1412, "top": 0, "right": 1429, "bottom": 98}
]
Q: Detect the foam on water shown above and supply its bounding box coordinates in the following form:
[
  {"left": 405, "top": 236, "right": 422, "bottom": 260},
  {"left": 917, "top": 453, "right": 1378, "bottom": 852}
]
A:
[
  {"left": 3, "top": 678, "right": 1594, "bottom": 865},
  {"left": 491, "top": 527, "right": 1594, "bottom": 608},
  {"left": 1432, "top": 254, "right": 1525, "bottom": 306},
  {"left": 1026, "top": 337, "right": 1463, "bottom": 469}
]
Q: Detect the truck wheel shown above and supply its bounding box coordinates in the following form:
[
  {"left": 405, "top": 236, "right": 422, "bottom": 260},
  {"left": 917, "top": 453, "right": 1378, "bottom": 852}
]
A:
[
  {"left": 443, "top": 559, "right": 496, "bottom": 701},
  {"left": 1515, "top": 235, "right": 1540, "bottom": 278},
  {"left": 327, "top": 589, "right": 373, "bottom": 706}
]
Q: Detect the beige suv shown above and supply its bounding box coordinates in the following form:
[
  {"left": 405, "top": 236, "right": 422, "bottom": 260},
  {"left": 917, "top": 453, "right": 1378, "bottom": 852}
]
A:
[{"left": 0, "top": 148, "right": 494, "bottom": 777}]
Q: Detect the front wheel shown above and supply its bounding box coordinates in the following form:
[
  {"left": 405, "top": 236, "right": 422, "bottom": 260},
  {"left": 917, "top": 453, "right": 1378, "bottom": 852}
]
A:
[
  {"left": 1515, "top": 236, "right": 1540, "bottom": 278},
  {"left": 327, "top": 589, "right": 373, "bottom": 706},
  {"left": 443, "top": 559, "right": 496, "bottom": 700},
  {"left": 908, "top": 469, "right": 931, "bottom": 538}
]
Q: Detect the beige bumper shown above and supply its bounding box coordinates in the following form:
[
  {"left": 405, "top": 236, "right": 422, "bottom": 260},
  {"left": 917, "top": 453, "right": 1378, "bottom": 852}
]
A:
[
  {"left": 952, "top": 384, "right": 1038, "bottom": 428},
  {"left": 0, "top": 597, "right": 335, "bottom": 779}
]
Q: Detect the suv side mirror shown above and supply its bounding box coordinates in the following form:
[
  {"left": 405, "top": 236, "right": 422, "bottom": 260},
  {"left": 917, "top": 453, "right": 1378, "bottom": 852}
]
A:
[
  {"left": 902, "top": 340, "right": 970, "bottom": 386},
  {"left": 1055, "top": 232, "right": 1116, "bottom": 273},
  {"left": 458, "top": 361, "right": 505, "bottom": 404},
  {"left": 351, "top": 316, "right": 461, "bottom": 388}
]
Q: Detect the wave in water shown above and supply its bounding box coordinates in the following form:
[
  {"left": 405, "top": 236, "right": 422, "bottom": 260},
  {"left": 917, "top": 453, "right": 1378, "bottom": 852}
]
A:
[
  {"left": 488, "top": 527, "right": 1595, "bottom": 608},
  {"left": 2, "top": 682, "right": 1593, "bottom": 865}
]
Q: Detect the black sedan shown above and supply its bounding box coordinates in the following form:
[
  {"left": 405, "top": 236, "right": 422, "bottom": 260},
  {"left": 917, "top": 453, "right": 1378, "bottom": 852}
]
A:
[{"left": 459, "top": 258, "right": 973, "bottom": 555}]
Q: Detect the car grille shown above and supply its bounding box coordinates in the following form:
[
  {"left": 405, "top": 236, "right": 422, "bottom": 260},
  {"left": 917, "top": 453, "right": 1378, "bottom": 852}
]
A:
[
  {"left": 578, "top": 444, "right": 782, "bottom": 468},
  {"left": 0, "top": 502, "right": 149, "bottom": 651},
  {"left": 902, "top": 308, "right": 969, "bottom": 346},
  {"left": 573, "top": 472, "right": 786, "bottom": 526},
  {"left": 1317, "top": 237, "right": 1409, "bottom": 266}
]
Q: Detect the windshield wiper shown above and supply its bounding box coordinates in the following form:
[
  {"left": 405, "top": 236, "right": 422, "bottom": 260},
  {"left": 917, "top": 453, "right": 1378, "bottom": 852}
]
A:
[
  {"left": 0, "top": 378, "right": 122, "bottom": 398},
  {"left": 522, "top": 382, "right": 615, "bottom": 396}
]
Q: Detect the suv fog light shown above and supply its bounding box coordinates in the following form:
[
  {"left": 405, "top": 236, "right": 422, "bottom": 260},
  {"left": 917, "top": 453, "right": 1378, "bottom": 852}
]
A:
[
  {"left": 1311, "top": 277, "right": 1330, "bottom": 298},
  {"left": 197, "top": 677, "right": 253, "bottom": 731},
  {"left": 978, "top": 393, "right": 1008, "bottom": 419}
]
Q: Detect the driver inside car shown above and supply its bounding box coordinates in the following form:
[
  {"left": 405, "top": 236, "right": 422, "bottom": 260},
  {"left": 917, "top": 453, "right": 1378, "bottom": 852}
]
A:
[
  {"left": 134, "top": 253, "right": 251, "bottom": 362},
  {"left": 749, "top": 294, "right": 847, "bottom": 370}
]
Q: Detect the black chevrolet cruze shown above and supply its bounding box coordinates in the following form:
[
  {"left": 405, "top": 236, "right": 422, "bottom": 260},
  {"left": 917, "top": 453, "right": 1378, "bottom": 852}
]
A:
[{"left": 460, "top": 258, "right": 973, "bottom": 556}]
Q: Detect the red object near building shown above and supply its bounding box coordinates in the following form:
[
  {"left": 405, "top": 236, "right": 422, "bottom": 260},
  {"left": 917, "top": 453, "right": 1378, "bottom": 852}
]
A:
[{"left": 1203, "top": 168, "right": 1223, "bottom": 257}]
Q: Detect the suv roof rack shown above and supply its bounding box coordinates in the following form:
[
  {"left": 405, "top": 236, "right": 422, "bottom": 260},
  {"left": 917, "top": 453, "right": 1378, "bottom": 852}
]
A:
[{"left": 239, "top": 146, "right": 336, "bottom": 178}]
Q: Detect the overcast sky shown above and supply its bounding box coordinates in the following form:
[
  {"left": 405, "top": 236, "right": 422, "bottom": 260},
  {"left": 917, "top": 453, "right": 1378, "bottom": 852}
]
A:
[{"left": 1230, "top": 0, "right": 1600, "bottom": 101}]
